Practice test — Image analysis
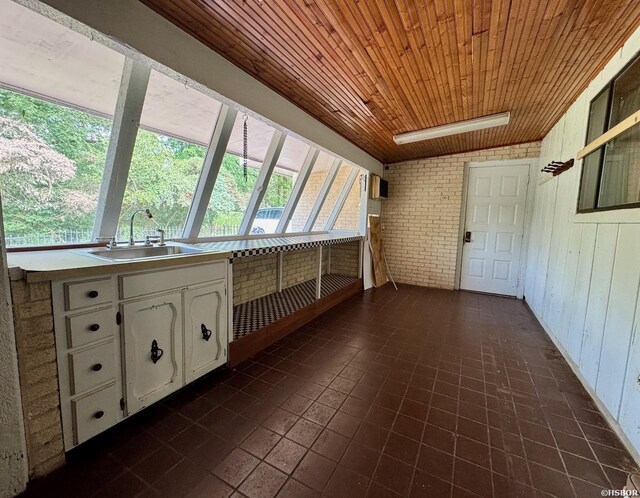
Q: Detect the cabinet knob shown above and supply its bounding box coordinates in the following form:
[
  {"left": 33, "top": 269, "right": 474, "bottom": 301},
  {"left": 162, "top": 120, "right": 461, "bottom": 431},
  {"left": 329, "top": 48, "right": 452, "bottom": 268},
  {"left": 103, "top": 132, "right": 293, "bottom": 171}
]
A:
[
  {"left": 201, "top": 324, "right": 212, "bottom": 341},
  {"left": 94, "top": 410, "right": 104, "bottom": 419},
  {"left": 150, "top": 339, "right": 164, "bottom": 364},
  {"left": 89, "top": 323, "right": 100, "bottom": 332},
  {"left": 87, "top": 290, "right": 99, "bottom": 298},
  {"left": 92, "top": 363, "right": 103, "bottom": 372}
]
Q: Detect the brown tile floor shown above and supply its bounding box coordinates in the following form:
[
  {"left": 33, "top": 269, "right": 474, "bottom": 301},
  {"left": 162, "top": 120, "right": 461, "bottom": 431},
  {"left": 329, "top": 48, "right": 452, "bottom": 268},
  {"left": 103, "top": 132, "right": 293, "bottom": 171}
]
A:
[{"left": 21, "top": 285, "right": 639, "bottom": 498}]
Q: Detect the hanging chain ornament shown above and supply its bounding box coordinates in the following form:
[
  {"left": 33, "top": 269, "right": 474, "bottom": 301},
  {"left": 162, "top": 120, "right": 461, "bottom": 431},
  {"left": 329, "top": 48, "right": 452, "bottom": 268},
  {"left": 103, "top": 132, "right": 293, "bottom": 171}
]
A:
[{"left": 242, "top": 113, "right": 248, "bottom": 182}]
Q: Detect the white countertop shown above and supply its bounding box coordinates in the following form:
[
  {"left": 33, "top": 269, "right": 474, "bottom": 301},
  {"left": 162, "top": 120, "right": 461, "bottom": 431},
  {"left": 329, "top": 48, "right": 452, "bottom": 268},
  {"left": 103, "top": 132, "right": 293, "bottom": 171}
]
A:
[
  {"left": 7, "top": 232, "right": 363, "bottom": 282},
  {"left": 195, "top": 232, "right": 363, "bottom": 256}
]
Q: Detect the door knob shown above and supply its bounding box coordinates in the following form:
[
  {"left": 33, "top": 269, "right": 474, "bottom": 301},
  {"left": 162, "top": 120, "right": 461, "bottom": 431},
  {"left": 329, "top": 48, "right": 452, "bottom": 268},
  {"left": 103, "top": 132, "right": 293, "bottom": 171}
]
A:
[{"left": 464, "top": 231, "right": 472, "bottom": 243}]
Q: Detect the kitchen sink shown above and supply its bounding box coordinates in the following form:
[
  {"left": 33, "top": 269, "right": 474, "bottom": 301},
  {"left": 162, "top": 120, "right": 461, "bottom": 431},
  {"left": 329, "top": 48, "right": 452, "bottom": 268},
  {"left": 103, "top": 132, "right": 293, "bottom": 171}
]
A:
[{"left": 78, "top": 244, "right": 202, "bottom": 261}]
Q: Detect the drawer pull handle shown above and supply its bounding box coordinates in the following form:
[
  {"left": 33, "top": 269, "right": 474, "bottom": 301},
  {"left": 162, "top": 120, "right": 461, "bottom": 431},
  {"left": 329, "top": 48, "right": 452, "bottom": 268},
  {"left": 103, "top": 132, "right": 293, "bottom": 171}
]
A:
[
  {"left": 201, "top": 324, "right": 212, "bottom": 341},
  {"left": 89, "top": 323, "right": 100, "bottom": 332},
  {"left": 87, "top": 290, "right": 99, "bottom": 298},
  {"left": 94, "top": 410, "right": 104, "bottom": 419},
  {"left": 150, "top": 339, "right": 164, "bottom": 364},
  {"left": 92, "top": 363, "right": 103, "bottom": 372}
]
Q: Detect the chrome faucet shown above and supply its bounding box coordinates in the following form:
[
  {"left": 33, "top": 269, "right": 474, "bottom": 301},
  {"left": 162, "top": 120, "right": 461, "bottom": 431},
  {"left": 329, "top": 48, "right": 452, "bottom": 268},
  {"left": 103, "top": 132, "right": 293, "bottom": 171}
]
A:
[
  {"left": 129, "top": 209, "right": 153, "bottom": 246},
  {"left": 144, "top": 228, "right": 166, "bottom": 247}
]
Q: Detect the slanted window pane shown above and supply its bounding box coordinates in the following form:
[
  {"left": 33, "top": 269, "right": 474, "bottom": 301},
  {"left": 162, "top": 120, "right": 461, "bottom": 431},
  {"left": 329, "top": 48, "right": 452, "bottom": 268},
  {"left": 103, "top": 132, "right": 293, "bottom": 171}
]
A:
[
  {"left": 251, "top": 136, "right": 309, "bottom": 234},
  {"left": 0, "top": 1, "right": 123, "bottom": 247},
  {"left": 199, "top": 115, "right": 275, "bottom": 237},
  {"left": 118, "top": 70, "right": 221, "bottom": 241},
  {"left": 598, "top": 125, "right": 640, "bottom": 208},
  {"left": 313, "top": 163, "right": 351, "bottom": 231},
  {"left": 333, "top": 169, "right": 362, "bottom": 230},
  {"left": 287, "top": 152, "right": 334, "bottom": 232}
]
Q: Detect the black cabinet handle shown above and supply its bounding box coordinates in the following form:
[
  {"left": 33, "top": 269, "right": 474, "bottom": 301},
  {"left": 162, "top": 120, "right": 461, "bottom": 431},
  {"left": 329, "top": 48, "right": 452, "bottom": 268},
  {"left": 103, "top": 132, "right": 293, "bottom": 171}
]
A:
[
  {"left": 94, "top": 410, "right": 104, "bottom": 419},
  {"left": 92, "top": 363, "right": 103, "bottom": 372},
  {"left": 150, "top": 340, "right": 164, "bottom": 364},
  {"left": 201, "top": 324, "right": 212, "bottom": 341},
  {"left": 87, "top": 290, "right": 99, "bottom": 298},
  {"left": 89, "top": 323, "right": 100, "bottom": 332}
]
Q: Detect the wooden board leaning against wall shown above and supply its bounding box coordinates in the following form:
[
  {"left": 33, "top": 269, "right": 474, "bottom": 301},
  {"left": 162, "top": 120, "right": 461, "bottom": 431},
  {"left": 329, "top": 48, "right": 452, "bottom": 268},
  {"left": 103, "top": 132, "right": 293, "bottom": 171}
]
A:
[{"left": 368, "top": 216, "right": 388, "bottom": 288}]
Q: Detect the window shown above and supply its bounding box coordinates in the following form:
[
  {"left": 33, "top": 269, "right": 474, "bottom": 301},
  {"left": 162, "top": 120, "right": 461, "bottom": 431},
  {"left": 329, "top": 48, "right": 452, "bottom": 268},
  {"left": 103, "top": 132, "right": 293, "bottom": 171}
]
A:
[
  {"left": 333, "top": 170, "right": 363, "bottom": 231},
  {"left": 118, "top": 70, "right": 221, "bottom": 241},
  {"left": 199, "top": 115, "right": 276, "bottom": 237},
  {"left": 0, "top": 0, "right": 368, "bottom": 248},
  {"left": 0, "top": 0, "right": 124, "bottom": 246},
  {"left": 250, "top": 136, "right": 309, "bottom": 234},
  {"left": 287, "top": 152, "right": 334, "bottom": 232},
  {"left": 313, "top": 163, "right": 353, "bottom": 231},
  {"left": 578, "top": 53, "right": 640, "bottom": 212}
]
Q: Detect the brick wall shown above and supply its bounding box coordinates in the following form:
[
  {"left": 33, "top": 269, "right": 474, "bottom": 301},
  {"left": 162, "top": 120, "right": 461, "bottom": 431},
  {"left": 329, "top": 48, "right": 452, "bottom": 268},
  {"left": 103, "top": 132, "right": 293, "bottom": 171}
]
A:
[
  {"left": 232, "top": 243, "right": 359, "bottom": 305},
  {"left": 9, "top": 279, "right": 64, "bottom": 478},
  {"left": 290, "top": 166, "right": 363, "bottom": 233},
  {"left": 383, "top": 142, "right": 541, "bottom": 289},
  {"left": 290, "top": 170, "right": 326, "bottom": 232},
  {"left": 232, "top": 254, "right": 278, "bottom": 305},
  {"left": 314, "top": 165, "right": 351, "bottom": 230},
  {"left": 333, "top": 175, "right": 362, "bottom": 231},
  {"left": 281, "top": 248, "right": 328, "bottom": 288},
  {"left": 329, "top": 241, "right": 360, "bottom": 277}
]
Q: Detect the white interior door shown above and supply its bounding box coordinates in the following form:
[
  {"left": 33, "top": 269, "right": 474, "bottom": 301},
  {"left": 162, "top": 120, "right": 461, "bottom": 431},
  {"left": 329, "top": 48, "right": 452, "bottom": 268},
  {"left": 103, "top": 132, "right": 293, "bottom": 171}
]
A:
[{"left": 460, "top": 164, "right": 529, "bottom": 296}]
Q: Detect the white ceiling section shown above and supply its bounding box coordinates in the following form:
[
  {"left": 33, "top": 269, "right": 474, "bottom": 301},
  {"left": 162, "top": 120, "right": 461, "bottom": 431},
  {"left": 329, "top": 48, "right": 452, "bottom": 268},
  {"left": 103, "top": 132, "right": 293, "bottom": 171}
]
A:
[
  {"left": 275, "top": 136, "right": 311, "bottom": 175},
  {"left": 141, "top": 69, "right": 221, "bottom": 146},
  {"left": 0, "top": 0, "right": 123, "bottom": 115}
]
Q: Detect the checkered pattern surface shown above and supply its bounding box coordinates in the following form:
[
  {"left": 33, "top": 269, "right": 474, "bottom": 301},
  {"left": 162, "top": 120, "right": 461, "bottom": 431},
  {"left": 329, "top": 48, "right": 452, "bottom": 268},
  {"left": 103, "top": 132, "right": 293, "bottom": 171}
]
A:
[
  {"left": 196, "top": 234, "right": 363, "bottom": 260},
  {"left": 232, "top": 274, "right": 359, "bottom": 340}
]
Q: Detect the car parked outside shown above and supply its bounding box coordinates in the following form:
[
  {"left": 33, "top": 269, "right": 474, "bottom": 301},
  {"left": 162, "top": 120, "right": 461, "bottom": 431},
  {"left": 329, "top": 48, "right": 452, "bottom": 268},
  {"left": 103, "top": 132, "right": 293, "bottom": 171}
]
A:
[{"left": 251, "top": 207, "right": 283, "bottom": 234}]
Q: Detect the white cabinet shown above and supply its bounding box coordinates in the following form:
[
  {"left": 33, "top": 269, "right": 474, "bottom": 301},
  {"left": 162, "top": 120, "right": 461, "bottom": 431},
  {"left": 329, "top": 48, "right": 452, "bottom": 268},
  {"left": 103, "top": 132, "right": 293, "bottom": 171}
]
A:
[
  {"left": 53, "top": 276, "right": 122, "bottom": 449},
  {"left": 184, "top": 281, "right": 227, "bottom": 383},
  {"left": 122, "top": 293, "right": 183, "bottom": 415},
  {"left": 71, "top": 383, "right": 120, "bottom": 445},
  {"left": 53, "top": 260, "right": 229, "bottom": 450}
]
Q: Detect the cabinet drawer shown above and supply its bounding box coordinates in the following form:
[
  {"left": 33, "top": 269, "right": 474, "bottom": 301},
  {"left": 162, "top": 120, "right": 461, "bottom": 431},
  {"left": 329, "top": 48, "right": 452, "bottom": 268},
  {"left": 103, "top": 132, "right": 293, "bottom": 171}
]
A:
[
  {"left": 119, "top": 262, "right": 226, "bottom": 300},
  {"left": 68, "top": 341, "right": 116, "bottom": 395},
  {"left": 64, "top": 278, "right": 112, "bottom": 311},
  {"left": 66, "top": 308, "right": 114, "bottom": 348},
  {"left": 71, "top": 383, "right": 120, "bottom": 445}
]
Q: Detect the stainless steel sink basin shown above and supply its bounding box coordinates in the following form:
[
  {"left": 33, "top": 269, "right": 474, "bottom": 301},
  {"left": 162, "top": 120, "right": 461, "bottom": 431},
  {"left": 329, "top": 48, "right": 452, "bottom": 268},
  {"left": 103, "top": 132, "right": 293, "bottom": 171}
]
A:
[{"left": 78, "top": 244, "right": 202, "bottom": 261}]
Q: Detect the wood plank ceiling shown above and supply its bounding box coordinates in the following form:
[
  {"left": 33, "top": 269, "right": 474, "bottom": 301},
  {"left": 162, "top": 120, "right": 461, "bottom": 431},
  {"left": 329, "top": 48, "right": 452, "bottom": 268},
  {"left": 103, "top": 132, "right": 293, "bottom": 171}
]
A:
[{"left": 140, "top": 0, "right": 640, "bottom": 163}]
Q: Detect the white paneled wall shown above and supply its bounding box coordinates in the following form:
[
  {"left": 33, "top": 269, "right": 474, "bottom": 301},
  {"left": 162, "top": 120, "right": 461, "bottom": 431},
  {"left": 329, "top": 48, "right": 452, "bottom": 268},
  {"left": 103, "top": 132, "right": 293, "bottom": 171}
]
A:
[{"left": 525, "top": 26, "right": 640, "bottom": 458}]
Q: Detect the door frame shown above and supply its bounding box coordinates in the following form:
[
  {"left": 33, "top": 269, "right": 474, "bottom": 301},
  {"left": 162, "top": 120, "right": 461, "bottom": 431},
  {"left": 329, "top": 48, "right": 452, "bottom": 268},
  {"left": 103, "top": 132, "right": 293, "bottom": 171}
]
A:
[{"left": 454, "top": 158, "right": 539, "bottom": 298}]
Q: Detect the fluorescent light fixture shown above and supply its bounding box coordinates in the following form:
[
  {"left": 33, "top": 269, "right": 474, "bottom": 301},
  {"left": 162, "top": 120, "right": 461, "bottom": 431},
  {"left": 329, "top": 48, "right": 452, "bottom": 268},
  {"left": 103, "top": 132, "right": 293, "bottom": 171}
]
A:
[{"left": 393, "top": 112, "right": 511, "bottom": 145}]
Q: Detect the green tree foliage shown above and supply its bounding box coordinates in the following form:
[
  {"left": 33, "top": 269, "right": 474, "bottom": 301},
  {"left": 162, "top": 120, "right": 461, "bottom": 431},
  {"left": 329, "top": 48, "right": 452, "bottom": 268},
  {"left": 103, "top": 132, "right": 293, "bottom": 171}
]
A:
[{"left": 0, "top": 89, "right": 110, "bottom": 240}]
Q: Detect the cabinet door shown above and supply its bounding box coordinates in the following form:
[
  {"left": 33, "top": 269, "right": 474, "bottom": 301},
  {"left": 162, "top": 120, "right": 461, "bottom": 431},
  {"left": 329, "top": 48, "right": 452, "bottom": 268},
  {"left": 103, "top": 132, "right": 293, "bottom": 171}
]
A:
[
  {"left": 122, "top": 293, "right": 183, "bottom": 415},
  {"left": 184, "top": 281, "right": 228, "bottom": 383}
]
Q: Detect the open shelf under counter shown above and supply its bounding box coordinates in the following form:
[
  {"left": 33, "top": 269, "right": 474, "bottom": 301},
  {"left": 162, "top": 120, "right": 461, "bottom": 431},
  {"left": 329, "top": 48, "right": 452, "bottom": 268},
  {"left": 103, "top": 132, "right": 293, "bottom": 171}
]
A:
[{"left": 232, "top": 274, "right": 359, "bottom": 340}]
